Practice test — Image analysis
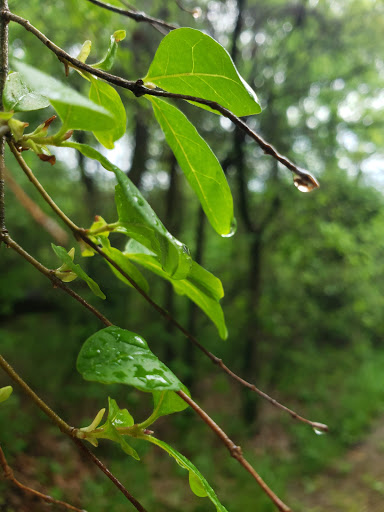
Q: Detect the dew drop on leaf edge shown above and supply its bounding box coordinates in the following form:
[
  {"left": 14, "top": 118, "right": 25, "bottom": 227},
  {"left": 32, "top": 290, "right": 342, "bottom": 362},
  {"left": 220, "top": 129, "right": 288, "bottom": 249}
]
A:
[{"left": 221, "top": 217, "right": 237, "bottom": 238}]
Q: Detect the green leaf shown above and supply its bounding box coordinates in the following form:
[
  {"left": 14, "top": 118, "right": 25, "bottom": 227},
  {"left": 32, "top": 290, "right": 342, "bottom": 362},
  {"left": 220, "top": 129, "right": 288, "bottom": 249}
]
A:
[
  {"left": 149, "top": 97, "right": 234, "bottom": 236},
  {"left": 125, "top": 240, "right": 228, "bottom": 339},
  {"left": 144, "top": 436, "right": 229, "bottom": 511},
  {"left": 151, "top": 386, "right": 190, "bottom": 420},
  {"left": 13, "top": 61, "right": 114, "bottom": 132},
  {"left": 98, "top": 398, "right": 139, "bottom": 459},
  {"left": 144, "top": 28, "right": 261, "bottom": 117},
  {"left": 77, "top": 40, "right": 92, "bottom": 63},
  {"left": 92, "top": 30, "right": 126, "bottom": 71},
  {"left": 89, "top": 76, "right": 126, "bottom": 149},
  {"left": 3, "top": 72, "right": 50, "bottom": 112},
  {"left": 0, "top": 386, "right": 13, "bottom": 404},
  {"left": 61, "top": 142, "right": 192, "bottom": 280},
  {"left": 77, "top": 326, "right": 184, "bottom": 391},
  {"left": 51, "top": 244, "right": 106, "bottom": 299},
  {"left": 97, "top": 236, "right": 149, "bottom": 294}
]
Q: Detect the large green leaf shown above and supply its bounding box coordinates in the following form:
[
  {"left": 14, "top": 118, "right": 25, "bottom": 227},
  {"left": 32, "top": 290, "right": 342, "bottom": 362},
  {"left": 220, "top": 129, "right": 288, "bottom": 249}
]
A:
[
  {"left": 77, "top": 326, "right": 184, "bottom": 391},
  {"left": 149, "top": 97, "right": 234, "bottom": 236},
  {"left": 125, "top": 240, "right": 228, "bottom": 339},
  {"left": 144, "top": 435, "right": 229, "bottom": 512},
  {"left": 51, "top": 244, "right": 106, "bottom": 299},
  {"left": 3, "top": 72, "right": 50, "bottom": 112},
  {"left": 13, "top": 61, "right": 114, "bottom": 132},
  {"left": 62, "top": 142, "right": 192, "bottom": 280},
  {"left": 144, "top": 28, "right": 261, "bottom": 117},
  {"left": 89, "top": 76, "right": 126, "bottom": 149},
  {"left": 98, "top": 397, "right": 139, "bottom": 459}
]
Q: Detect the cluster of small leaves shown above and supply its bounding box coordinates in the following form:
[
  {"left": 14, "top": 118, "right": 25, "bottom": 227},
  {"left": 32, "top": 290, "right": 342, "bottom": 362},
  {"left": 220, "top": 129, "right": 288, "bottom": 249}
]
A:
[{"left": 2, "top": 25, "right": 262, "bottom": 511}]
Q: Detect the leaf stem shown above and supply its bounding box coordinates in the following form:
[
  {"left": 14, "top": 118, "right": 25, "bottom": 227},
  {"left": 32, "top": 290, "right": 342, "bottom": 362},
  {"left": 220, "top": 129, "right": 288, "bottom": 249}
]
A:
[
  {"left": 136, "top": 391, "right": 166, "bottom": 430},
  {"left": 177, "top": 391, "right": 291, "bottom": 512}
]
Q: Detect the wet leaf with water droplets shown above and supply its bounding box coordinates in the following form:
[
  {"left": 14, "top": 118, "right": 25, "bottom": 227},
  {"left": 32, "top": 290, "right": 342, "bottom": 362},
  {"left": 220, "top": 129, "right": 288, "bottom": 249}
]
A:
[{"left": 77, "top": 326, "right": 184, "bottom": 392}]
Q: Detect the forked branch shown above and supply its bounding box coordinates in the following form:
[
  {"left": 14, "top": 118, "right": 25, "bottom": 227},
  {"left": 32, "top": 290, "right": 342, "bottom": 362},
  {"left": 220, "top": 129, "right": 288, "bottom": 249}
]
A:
[
  {"left": 5, "top": 11, "right": 318, "bottom": 190},
  {"left": 8, "top": 141, "right": 328, "bottom": 434}
]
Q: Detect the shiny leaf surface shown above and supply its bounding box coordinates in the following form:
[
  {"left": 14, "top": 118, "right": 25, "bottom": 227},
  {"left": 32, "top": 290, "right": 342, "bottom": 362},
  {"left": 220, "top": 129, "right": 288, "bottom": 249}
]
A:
[
  {"left": 144, "top": 28, "right": 261, "bottom": 117},
  {"left": 77, "top": 326, "right": 183, "bottom": 391},
  {"left": 13, "top": 61, "right": 114, "bottom": 132},
  {"left": 125, "top": 240, "right": 227, "bottom": 339}
]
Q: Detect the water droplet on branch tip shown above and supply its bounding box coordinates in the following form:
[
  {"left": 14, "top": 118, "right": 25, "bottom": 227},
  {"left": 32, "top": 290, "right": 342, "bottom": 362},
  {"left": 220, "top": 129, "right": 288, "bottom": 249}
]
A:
[
  {"left": 293, "top": 172, "right": 319, "bottom": 193},
  {"left": 192, "top": 7, "right": 202, "bottom": 18}
]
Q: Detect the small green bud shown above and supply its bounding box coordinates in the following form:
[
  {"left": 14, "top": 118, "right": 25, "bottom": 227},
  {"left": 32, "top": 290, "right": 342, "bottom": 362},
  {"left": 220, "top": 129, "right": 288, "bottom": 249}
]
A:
[{"left": 0, "top": 386, "right": 13, "bottom": 403}]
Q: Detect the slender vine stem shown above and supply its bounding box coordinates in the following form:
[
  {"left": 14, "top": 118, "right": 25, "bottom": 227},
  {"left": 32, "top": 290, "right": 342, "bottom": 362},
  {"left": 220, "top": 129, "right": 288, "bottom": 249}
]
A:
[
  {"left": 0, "top": 352, "right": 147, "bottom": 511},
  {"left": 5, "top": 11, "right": 318, "bottom": 189},
  {"left": 85, "top": 0, "right": 177, "bottom": 30},
  {"left": 0, "top": 446, "right": 86, "bottom": 512},
  {"left": 1, "top": 232, "right": 112, "bottom": 327},
  {"left": 0, "top": 0, "right": 9, "bottom": 234},
  {"left": 8, "top": 140, "right": 80, "bottom": 232},
  {"left": 72, "top": 439, "right": 148, "bottom": 512},
  {"left": 8, "top": 143, "right": 328, "bottom": 433},
  {"left": 177, "top": 390, "right": 291, "bottom": 512}
]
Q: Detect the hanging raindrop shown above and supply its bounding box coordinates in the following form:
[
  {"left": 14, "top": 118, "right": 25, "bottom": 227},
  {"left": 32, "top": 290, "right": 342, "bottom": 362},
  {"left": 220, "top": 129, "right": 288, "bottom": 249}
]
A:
[
  {"left": 221, "top": 217, "right": 237, "bottom": 238},
  {"left": 313, "top": 427, "right": 326, "bottom": 436},
  {"left": 293, "top": 172, "right": 320, "bottom": 193},
  {"left": 192, "top": 7, "right": 202, "bottom": 18}
]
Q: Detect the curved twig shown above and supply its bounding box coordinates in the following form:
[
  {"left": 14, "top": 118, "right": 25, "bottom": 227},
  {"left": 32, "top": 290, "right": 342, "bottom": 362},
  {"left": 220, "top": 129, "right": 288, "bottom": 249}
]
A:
[
  {"left": 0, "top": 354, "right": 147, "bottom": 512},
  {"left": 0, "top": 446, "right": 86, "bottom": 512},
  {"left": 177, "top": 391, "right": 291, "bottom": 512},
  {"left": 85, "top": 0, "right": 177, "bottom": 31},
  {"left": 5, "top": 11, "right": 318, "bottom": 189}
]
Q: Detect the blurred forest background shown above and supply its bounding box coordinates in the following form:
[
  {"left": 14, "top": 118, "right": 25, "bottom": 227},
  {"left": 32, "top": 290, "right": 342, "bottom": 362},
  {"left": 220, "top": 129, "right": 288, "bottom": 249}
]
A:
[{"left": 1, "top": 0, "right": 384, "bottom": 511}]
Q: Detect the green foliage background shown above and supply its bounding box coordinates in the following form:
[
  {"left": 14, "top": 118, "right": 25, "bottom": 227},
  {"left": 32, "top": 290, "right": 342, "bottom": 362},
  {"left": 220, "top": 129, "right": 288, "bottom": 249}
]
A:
[{"left": 1, "top": 0, "right": 384, "bottom": 511}]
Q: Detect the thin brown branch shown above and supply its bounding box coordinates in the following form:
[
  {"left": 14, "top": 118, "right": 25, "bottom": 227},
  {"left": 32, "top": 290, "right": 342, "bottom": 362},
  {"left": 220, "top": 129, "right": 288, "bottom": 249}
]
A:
[
  {"left": 0, "top": 446, "right": 86, "bottom": 512},
  {"left": 0, "top": 0, "right": 9, "bottom": 234},
  {"left": 0, "top": 355, "right": 147, "bottom": 512},
  {"left": 72, "top": 439, "right": 148, "bottom": 512},
  {"left": 4, "top": 167, "right": 69, "bottom": 244},
  {"left": 177, "top": 391, "right": 291, "bottom": 512},
  {"left": 85, "top": 0, "right": 177, "bottom": 31},
  {"left": 8, "top": 140, "right": 80, "bottom": 232},
  {"left": 6, "top": 11, "right": 318, "bottom": 189},
  {"left": 0, "top": 353, "right": 74, "bottom": 434},
  {"left": 8, "top": 144, "right": 328, "bottom": 433},
  {"left": 1, "top": 232, "right": 112, "bottom": 327}
]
